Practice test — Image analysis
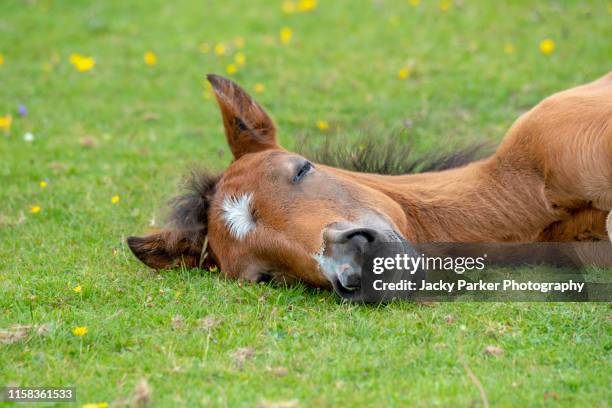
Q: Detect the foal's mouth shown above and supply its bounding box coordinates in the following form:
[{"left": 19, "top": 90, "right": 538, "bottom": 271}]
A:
[{"left": 314, "top": 220, "right": 420, "bottom": 301}]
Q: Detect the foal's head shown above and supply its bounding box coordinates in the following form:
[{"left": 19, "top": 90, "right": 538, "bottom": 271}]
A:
[{"left": 128, "top": 75, "right": 411, "bottom": 293}]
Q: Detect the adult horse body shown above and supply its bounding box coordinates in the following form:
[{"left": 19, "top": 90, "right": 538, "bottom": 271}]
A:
[{"left": 128, "top": 73, "right": 612, "bottom": 294}]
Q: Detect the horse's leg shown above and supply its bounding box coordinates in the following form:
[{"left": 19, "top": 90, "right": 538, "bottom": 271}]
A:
[{"left": 537, "top": 208, "right": 609, "bottom": 241}]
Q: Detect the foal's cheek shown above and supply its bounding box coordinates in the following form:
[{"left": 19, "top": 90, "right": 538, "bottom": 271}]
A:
[
  {"left": 239, "top": 263, "right": 261, "bottom": 282},
  {"left": 297, "top": 256, "right": 333, "bottom": 288}
]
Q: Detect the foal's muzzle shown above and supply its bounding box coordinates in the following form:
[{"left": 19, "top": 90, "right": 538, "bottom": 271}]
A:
[{"left": 317, "top": 222, "right": 424, "bottom": 302}]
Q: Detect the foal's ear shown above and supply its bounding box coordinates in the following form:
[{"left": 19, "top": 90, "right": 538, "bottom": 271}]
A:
[
  {"left": 207, "top": 74, "right": 279, "bottom": 159},
  {"left": 127, "top": 232, "right": 217, "bottom": 270}
]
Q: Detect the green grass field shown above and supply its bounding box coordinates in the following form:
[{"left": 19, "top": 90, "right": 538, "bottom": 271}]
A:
[{"left": 1, "top": 0, "right": 611, "bottom": 406}]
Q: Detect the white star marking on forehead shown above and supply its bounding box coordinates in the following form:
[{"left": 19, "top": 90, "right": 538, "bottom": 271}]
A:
[{"left": 222, "top": 193, "right": 255, "bottom": 240}]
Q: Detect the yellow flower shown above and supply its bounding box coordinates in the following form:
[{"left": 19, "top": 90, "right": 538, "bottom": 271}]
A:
[
  {"left": 82, "top": 403, "right": 109, "bottom": 408},
  {"left": 39, "top": 180, "right": 48, "bottom": 188},
  {"left": 409, "top": 0, "right": 420, "bottom": 6},
  {"left": 316, "top": 120, "right": 329, "bottom": 130},
  {"left": 397, "top": 67, "right": 410, "bottom": 80},
  {"left": 199, "top": 42, "right": 211, "bottom": 53},
  {"left": 70, "top": 54, "right": 95, "bottom": 72},
  {"left": 214, "top": 43, "right": 226, "bottom": 56},
  {"left": 226, "top": 63, "right": 237, "bottom": 74},
  {"left": 254, "top": 83, "right": 265, "bottom": 93},
  {"left": 234, "top": 52, "right": 246, "bottom": 65},
  {"left": 282, "top": 0, "right": 296, "bottom": 13},
  {"left": 76, "top": 56, "right": 95, "bottom": 72},
  {"left": 0, "top": 53, "right": 4, "bottom": 65},
  {"left": 30, "top": 205, "right": 41, "bottom": 214},
  {"left": 0, "top": 115, "right": 12, "bottom": 131},
  {"left": 72, "top": 326, "right": 88, "bottom": 336},
  {"left": 504, "top": 42, "right": 515, "bottom": 54},
  {"left": 280, "top": 27, "right": 293, "bottom": 44},
  {"left": 439, "top": 0, "right": 451, "bottom": 11},
  {"left": 297, "top": 0, "right": 317, "bottom": 12},
  {"left": 111, "top": 195, "right": 120, "bottom": 204},
  {"left": 144, "top": 51, "right": 157, "bottom": 65},
  {"left": 234, "top": 37, "right": 245, "bottom": 49},
  {"left": 539, "top": 38, "right": 555, "bottom": 55},
  {"left": 73, "top": 285, "right": 82, "bottom": 293}
]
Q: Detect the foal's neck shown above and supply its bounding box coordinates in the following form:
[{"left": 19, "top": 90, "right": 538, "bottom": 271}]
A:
[{"left": 349, "top": 158, "right": 555, "bottom": 242}]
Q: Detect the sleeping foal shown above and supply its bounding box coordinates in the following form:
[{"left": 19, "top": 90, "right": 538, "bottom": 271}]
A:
[{"left": 128, "top": 73, "right": 612, "bottom": 292}]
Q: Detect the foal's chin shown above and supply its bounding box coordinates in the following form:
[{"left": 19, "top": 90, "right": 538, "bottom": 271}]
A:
[{"left": 313, "top": 213, "right": 418, "bottom": 300}]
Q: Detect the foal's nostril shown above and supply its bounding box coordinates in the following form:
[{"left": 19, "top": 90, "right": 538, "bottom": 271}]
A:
[
  {"left": 345, "top": 228, "right": 377, "bottom": 243},
  {"left": 347, "top": 233, "right": 370, "bottom": 254},
  {"left": 336, "top": 228, "right": 378, "bottom": 255}
]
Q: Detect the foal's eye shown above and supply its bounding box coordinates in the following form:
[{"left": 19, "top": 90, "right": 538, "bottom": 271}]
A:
[{"left": 292, "top": 161, "right": 313, "bottom": 184}]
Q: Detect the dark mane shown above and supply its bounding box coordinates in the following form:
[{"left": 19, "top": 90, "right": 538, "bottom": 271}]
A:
[
  {"left": 165, "top": 169, "right": 222, "bottom": 247},
  {"left": 298, "top": 135, "right": 490, "bottom": 175},
  {"left": 126, "top": 169, "right": 222, "bottom": 270}
]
